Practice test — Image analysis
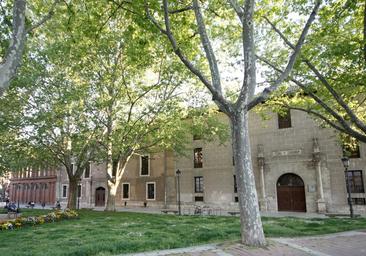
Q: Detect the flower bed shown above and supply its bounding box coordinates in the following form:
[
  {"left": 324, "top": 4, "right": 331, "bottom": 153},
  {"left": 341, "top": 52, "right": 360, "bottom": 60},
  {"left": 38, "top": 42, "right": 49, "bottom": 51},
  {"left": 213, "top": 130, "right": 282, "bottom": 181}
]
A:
[{"left": 0, "top": 209, "right": 78, "bottom": 231}]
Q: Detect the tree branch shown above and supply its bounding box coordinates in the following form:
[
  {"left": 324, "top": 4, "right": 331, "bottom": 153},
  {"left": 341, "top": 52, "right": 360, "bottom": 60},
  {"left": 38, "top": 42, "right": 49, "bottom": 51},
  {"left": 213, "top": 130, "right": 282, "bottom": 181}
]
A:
[
  {"left": 0, "top": 0, "right": 60, "bottom": 96},
  {"left": 247, "top": 0, "right": 321, "bottom": 110},
  {"left": 26, "top": 0, "right": 60, "bottom": 33},
  {"left": 192, "top": 0, "right": 223, "bottom": 96},
  {"left": 227, "top": 0, "right": 244, "bottom": 20},
  {"left": 284, "top": 105, "right": 366, "bottom": 142},
  {"left": 145, "top": 0, "right": 233, "bottom": 114},
  {"left": 264, "top": 8, "right": 366, "bottom": 134},
  {"left": 169, "top": 5, "right": 193, "bottom": 14},
  {"left": 257, "top": 55, "right": 366, "bottom": 142},
  {"left": 0, "top": 0, "right": 27, "bottom": 96},
  {"left": 235, "top": 0, "right": 255, "bottom": 109}
]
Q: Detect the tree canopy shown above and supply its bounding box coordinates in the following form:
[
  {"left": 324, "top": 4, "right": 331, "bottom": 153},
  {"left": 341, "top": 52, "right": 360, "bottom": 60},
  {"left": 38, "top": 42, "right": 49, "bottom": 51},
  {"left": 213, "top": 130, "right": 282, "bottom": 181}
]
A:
[{"left": 258, "top": 0, "right": 366, "bottom": 146}]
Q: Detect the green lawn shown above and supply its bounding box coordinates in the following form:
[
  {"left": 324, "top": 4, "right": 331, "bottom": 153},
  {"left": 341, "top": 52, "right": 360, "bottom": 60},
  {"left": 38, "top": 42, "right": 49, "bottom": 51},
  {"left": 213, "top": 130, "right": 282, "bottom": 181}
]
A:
[{"left": 1, "top": 209, "right": 366, "bottom": 256}]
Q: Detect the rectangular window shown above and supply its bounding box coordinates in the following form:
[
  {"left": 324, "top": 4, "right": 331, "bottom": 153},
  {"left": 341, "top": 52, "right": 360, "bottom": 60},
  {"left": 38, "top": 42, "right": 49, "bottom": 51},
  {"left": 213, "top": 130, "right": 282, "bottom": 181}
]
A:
[
  {"left": 122, "top": 183, "right": 130, "bottom": 200},
  {"left": 194, "top": 196, "right": 204, "bottom": 202},
  {"left": 352, "top": 198, "right": 366, "bottom": 205},
  {"left": 77, "top": 184, "right": 82, "bottom": 198},
  {"left": 62, "top": 185, "right": 68, "bottom": 198},
  {"left": 343, "top": 143, "right": 360, "bottom": 158},
  {"left": 84, "top": 163, "right": 91, "bottom": 178},
  {"left": 140, "top": 155, "right": 149, "bottom": 176},
  {"left": 146, "top": 182, "right": 155, "bottom": 200},
  {"left": 278, "top": 110, "right": 292, "bottom": 129},
  {"left": 345, "top": 170, "right": 365, "bottom": 193},
  {"left": 233, "top": 175, "right": 238, "bottom": 193},
  {"left": 234, "top": 196, "right": 239, "bottom": 202},
  {"left": 194, "top": 176, "right": 204, "bottom": 193},
  {"left": 194, "top": 148, "right": 203, "bottom": 168}
]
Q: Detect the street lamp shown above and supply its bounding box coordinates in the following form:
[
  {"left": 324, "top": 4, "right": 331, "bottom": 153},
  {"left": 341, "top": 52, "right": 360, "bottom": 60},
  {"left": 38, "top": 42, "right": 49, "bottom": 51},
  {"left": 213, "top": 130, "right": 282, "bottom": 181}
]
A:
[
  {"left": 341, "top": 157, "right": 354, "bottom": 218},
  {"left": 176, "top": 169, "right": 181, "bottom": 215}
]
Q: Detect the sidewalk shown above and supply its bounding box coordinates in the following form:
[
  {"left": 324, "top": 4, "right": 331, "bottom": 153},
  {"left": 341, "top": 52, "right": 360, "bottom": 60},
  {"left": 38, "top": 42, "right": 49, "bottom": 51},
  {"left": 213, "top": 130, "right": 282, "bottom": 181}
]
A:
[
  {"left": 104, "top": 206, "right": 332, "bottom": 218},
  {"left": 122, "top": 230, "right": 366, "bottom": 256}
]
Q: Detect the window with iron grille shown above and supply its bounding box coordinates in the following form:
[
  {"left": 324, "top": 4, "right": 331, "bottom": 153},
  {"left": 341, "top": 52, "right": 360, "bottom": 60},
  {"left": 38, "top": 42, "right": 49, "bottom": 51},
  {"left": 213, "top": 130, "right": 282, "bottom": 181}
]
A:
[
  {"left": 345, "top": 170, "right": 365, "bottom": 193},
  {"left": 194, "top": 176, "right": 204, "bottom": 193},
  {"left": 194, "top": 196, "right": 204, "bottom": 202},
  {"left": 233, "top": 175, "right": 238, "bottom": 193},
  {"left": 140, "top": 155, "right": 149, "bottom": 175},
  {"left": 122, "top": 183, "right": 130, "bottom": 199},
  {"left": 278, "top": 110, "right": 292, "bottom": 129},
  {"left": 194, "top": 148, "right": 203, "bottom": 168},
  {"left": 146, "top": 182, "right": 155, "bottom": 200},
  {"left": 77, "top": 185, "right": 82, "bottom": 198},
  {"left": 351, "top": 198, "right": 366, "bottom": 205},
  {"left": 62, "top": 185, "right": 68, "bottom": 198},
  {"left": 84, "top": 163, "right": 90, "bottom": 178}
]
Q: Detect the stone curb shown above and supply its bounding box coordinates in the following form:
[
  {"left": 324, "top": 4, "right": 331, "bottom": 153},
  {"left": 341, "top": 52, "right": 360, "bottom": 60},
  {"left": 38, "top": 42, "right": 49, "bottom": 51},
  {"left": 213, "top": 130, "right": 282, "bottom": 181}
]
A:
[{"left": 120, "top": 244, "right": 217, "bottom": 256}]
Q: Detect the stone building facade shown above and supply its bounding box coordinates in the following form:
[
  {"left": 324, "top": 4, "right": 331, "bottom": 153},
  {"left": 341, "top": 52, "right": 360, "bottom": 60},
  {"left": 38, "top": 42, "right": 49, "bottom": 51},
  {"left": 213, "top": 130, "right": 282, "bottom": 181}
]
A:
[
  {"left": 7, "top": 110, "right": 366, "bottom": 214},
  {"left": 56, "top": 151, "right": 177, "bottom": 209},
  {"left": 176, "top": 110, "right": 366, "bottom": 214}
]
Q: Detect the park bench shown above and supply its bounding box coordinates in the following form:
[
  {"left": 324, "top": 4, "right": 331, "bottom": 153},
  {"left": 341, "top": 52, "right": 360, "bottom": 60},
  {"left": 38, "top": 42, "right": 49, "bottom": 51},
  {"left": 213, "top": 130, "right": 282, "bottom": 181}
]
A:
[
  {"left": 7, "top": 211, "right": 18, "bottom": 219},
  {"left": 227, "top": 211, "right": 240, "bottom": 216},
  {"left": 161, "top": 209, "right": 178, "bottom": 215}
]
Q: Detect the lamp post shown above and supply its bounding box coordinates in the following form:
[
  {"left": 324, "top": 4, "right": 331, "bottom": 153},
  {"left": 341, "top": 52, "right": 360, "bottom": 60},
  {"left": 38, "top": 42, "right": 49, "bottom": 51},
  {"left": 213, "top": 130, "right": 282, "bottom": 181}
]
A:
[
  {"left": 341, "top": 157, "right": 354, "bottom": 218},
  {"left": 176, "top": 169, "right": 181, "bottom": 215}
]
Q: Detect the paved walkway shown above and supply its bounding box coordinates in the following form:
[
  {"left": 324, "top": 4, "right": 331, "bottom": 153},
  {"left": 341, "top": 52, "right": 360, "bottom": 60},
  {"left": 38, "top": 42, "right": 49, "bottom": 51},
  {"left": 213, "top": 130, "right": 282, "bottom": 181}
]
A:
[{"left": 122, "top": 230, "right": 366, "bottom": 256}]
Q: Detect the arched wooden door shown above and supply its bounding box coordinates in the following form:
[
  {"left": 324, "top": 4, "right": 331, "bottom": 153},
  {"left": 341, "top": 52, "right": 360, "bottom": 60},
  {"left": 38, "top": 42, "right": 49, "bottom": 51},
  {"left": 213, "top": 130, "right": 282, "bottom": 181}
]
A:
[
  {"left": 277, "top": 173, "right": 306, "bottom": 212},
  {"left": 95, "top": 187, "right": 106, "bottom": 207}
]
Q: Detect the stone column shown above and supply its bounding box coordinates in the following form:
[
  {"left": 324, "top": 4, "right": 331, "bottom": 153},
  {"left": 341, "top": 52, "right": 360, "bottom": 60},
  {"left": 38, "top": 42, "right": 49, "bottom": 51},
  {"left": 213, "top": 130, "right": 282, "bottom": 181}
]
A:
[
  {"left": 42, "top": 183, "right": 46, "bottom": 204},
  {"left": 34, "top": 184, "right": 38, "bottom": 203},
  {"left": 11, "top": 184, "right": 16, "bottom": 201},
  {"left": 31, "top": 184, "right": 35, "bottom": 202},
  {"left": 257, "top": 144, "right": 268, "bottom": 211},
  {"left": 50, "top": 182, "right": 56, "bottom": 204},
  {"left": 313, "top": 138, "right": 326, "bottom": 213}
]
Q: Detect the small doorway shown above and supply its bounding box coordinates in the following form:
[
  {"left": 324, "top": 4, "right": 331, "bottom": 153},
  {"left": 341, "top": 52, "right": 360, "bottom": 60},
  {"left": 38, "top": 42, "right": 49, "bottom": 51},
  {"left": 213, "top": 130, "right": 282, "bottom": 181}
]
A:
[
  {"left": 277, "top": 173, "right": 306, "bottom": 212},
  {"left": 95, "top": 187, "right": 106, "bottom": 207}
]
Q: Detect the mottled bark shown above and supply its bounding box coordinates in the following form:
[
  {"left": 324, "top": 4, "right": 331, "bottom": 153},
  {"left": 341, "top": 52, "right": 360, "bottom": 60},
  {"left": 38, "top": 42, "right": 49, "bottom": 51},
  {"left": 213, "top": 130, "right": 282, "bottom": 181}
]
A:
[
  {"left": 106, "top": 180, "right": 117, "bottom": 211},
  {"left": 0, "top": 0, "right": 58, "bottom": 96},
  {"left": 105, "top": 159, "right": 129, "bottom": 211},
  {"left": 0, "top": 0, "right": 27, "bottom": 96},
  {"left": 231, "top": 111, "right": 265, "bottom": 246},
  {"left": 67, "top": 178, "right": 78, "bottom": 209}
]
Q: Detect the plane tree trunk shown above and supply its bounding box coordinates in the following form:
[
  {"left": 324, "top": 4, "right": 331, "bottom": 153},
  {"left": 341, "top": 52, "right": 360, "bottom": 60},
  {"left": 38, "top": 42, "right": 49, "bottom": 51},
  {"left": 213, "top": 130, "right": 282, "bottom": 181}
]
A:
[
  {"left": 231, "top": 110, "right": 265, "bottom": 246},
  {"left": 67, "top": 177, "right": 78, "bottom": 209},
  {"left": 0, "top": 0, "right": 27, "bottom": 96},
  {"left": 105, "top": 156, "right": 131, "bottom": 211}
]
